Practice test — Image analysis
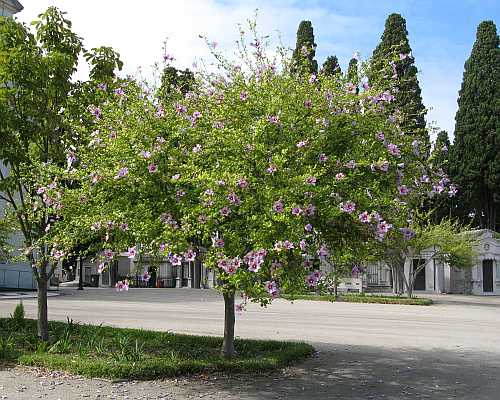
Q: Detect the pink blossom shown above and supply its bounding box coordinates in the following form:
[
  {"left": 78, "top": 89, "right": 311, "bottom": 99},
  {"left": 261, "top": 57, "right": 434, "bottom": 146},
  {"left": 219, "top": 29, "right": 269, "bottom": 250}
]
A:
[
  {"left": 421, "top": 175, "right": 431, "bottom": 183},
  {"left": 267, "top": 115, "right": 280, "bottom": 125},
  {"left": 291, "top": 206, "right": 302, "bottom": 216},
  {"left": 115, "top": 280, "right": 129, "bottom": 292},
  {"left": 237, "top": 179, "right": 249, "bottom": 189},
  {"left": 296, "top": 140, "right": 308, "bottom": 148},
  {"left": 387, "top": 143, "right": 401, "bottom": 157},
  {"left": 305, "top": 176, "right": 317, "bottom": 185},
  {"left": 340, "top": 201, "right": 356, "bottom": 214},
  {"left": 184, "top": 249, "right": 196, "bottom": 262},
  {"left": 245, "top": 249, "right": 267, "bottom": 272},
  {"left": 299, "top": 239, "right": 307, "bottom": 251},
  {"left": 283, "top": 240, "right": 294, "bottom": 250},
  {"left": 305, "top": 223, "right": 313, "bottom": 232},
  {"left": 169, "top": 254, "right": 182, "bottom": 266},
  {"left": 304, "top": 99, "right": 312, "bottom": 109},
  {"left": 335, "top": 173, "right": 345, "bottom": 181},
  {"left": 148, "top": 164, "right": 158, "bottom": 173},
  {"left": 376, "top": 132, "right": 385, "bottom": 141},
  {"left": 273, "top": 200, "right": 284, "bottom": 213},
  {"left": 359, "top": 211, "right": 371, "bottom": 224},
  {"left": 120, "top": 223, "right": 129, "bottom": 231},
  {"left": 115, "top": 167, "right": 129, "bottom": 179},
  {"left": 104, "top": 249, "right": 114, "bottom": 259},
  {"left": 265, "top": 281, "right": 279, "bottom": 298},
  {"left": 448, "top": 184, "right": 458, "bottom": 197},
  {"left": 317, "top": 245, "right": 329, "bottom": 257},
  {"left": 345, "top": 160, "right": 356, "bottom": 169},
  {"left": 319, "top": 154, "right": 328, "bottom": 163},
  {"left": 213, "top": 238, "right": 225, "bottom": 248},
  {"left": 267, "top": 164, "right": 277, "bottom": 174},
  {"left": 303, "top": 204, "right": 316, "bottom": 216},
  {"left": 399, "top": 228, "right": 415, "bottom": 240},
  {"left": 175, "top": 103, "right": 187, "bottom": 114},
  {"left": 142, "top": 270, "right": 151, "bottom": 282},
  {"left": 227, "top": 192, "right": 241, "bottom": 205},
  {"left": 127, "top": 246, "right": 137, "bottom": 259},
  {"left": 192, "top": 144, "right": 202, "bottom": 153},
  {"left": 37, "top": 187, "right": 46, "bottom": 195},
  {"left": 172, "top": 174, "right": 181, "bottom": 181},
  {"left": 379, "top": 161, "right": 389, "bottom": 172},
  {"left": 198, "top": 214, "right": 207, "bottom": 224},
  {"left": 308, "top": 74, "right": 317, "bottom": 84},
  {"left": 303, "top": 259, "right": 313, "bottom": 268},
  {"left": 398, "top": 185, "right": 409, "bottom": 196},
  {"left": 213, "top": 121, "right": 225, "bottom": 129},
  {"left": 240, "top": 91, "right": 248, "bottom": 101},
  {"left": 220, "top": 206, "right": 231, "bottom": 217}
]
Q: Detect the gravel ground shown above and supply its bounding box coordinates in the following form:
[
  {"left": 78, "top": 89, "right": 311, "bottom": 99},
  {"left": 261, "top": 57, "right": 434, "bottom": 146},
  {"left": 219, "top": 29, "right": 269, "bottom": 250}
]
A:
[{"left": 1, "top": 289, "right": 499, "bottom": 399}]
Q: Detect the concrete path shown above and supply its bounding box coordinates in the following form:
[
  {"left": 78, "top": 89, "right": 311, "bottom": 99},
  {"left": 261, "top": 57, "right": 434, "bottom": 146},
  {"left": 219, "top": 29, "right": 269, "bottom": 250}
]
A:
[{"left": 1, "top": 289, "right": 499, "bottom": 399}]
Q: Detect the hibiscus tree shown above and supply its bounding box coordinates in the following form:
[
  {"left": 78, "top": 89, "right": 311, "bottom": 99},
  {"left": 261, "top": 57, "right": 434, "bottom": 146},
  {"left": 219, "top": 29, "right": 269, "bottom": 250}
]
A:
[{"left": 51, "top": 26, "right": 442, "bottom": 358}]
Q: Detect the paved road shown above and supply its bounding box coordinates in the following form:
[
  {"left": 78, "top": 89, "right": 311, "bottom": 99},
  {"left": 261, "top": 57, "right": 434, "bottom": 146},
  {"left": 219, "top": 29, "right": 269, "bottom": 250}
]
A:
[{"left": 1, "top": 289, "right": 500, "bottom": 399}]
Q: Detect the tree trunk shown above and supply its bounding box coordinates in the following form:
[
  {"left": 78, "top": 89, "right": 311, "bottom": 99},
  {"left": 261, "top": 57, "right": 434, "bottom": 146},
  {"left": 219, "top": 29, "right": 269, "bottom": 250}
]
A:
[
  {"left": 222, "top": 291, "right": 236, "bottom": 358},
  {"left": 37, "top": 274, "right": 49, "bottom": 341},
  {"left": 407, "top": 273, "right": 413, "bottom": 299}
]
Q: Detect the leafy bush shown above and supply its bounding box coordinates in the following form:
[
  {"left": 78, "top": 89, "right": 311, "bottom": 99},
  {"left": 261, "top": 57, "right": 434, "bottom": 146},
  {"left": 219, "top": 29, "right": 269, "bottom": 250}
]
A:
[{"left": 9, "top": 302, "right": 25, "bottom": 329}]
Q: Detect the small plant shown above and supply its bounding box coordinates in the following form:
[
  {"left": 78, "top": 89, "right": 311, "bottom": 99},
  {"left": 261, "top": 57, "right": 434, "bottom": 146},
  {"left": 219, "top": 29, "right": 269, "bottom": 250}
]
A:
[
  {"left": 113, "top": 335, "right": 145, "bottom": 362},
  {"left": 0, "top": 334, "right": 15, "bottom": 358},
  {"left": 49, "top": 332, "right": 72, "bottom": 354},
  {"left": 9, "top": 302, "right": 25, "bottom": 330},
  {"left": 36, "top": 341, "right": 50, "bottom": 354}
]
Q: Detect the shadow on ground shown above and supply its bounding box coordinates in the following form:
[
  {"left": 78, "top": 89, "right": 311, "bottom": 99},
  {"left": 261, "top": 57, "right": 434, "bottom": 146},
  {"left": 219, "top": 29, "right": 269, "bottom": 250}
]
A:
[{"left": 193, "top": 344, "right": 500, "bottom": 400}]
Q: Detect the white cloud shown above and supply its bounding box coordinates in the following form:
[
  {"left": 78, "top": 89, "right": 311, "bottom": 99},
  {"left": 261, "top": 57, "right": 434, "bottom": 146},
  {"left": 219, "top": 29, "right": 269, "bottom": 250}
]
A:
[{"left": 15, "top": 0, "right": 459, "bottom": 139}]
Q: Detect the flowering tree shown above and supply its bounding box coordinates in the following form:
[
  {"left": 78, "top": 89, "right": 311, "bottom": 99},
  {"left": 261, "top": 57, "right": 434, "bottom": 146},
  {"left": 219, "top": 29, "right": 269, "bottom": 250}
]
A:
[
  {"left": 52, "top": 25, "right": 441, "bottom": 357},
  {"left": 0, "top": 8, "right": 122, "bottom": 340}
]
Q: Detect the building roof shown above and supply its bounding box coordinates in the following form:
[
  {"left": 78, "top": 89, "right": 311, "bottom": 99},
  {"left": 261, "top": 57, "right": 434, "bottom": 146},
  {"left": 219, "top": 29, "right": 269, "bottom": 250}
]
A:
[{"left": 1, "top": 0, "right": 23, "bottom": 13}]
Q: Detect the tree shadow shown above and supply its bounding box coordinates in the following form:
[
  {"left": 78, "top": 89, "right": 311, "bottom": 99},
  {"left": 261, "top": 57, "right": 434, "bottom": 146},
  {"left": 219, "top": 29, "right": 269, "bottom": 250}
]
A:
[{"left": 193, "top": 344, "right": 500, "bottom": 400}]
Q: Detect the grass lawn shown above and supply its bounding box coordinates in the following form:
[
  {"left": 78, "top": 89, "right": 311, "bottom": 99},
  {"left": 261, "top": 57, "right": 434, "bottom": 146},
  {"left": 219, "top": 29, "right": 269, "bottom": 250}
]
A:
[
  {"left": 281, "top": 293, "right": 433, "bottom": 306},
  {"left": 0, "top": 317, "right": 313, "bottom": 380}
]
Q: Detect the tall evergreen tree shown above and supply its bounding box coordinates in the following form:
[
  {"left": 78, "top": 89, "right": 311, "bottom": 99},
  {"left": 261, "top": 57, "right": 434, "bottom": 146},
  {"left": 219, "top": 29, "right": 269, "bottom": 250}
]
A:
[
  {"left": 347, "top": 58, "right": 358, "bottom": 84},
  {"left": 450, "top": 21, "right": 500, "bottom": 231},
  {"left": 428, "top": 131, "right": 452, "bottom": 222},
  {"left": 292, "top": 20, "right": 318, "bottom": 75},
  {"left": 433, "top": 130, "right": 451, "bottom": 173},
  {"left": 371, "top": 14, "right": 428, "bottom": 144},
  {"left": 322, "top": 55, "right": 341, "bottom": 76}
]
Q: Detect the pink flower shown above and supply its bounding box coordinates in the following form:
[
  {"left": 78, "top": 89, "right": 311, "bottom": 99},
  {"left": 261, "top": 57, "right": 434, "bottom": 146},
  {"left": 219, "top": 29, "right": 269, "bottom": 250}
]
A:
[
  {"left": 303, "top": 204, "right": 316, "bottom": 216},
  {"left": 308, "top": 74, "right": 317, "bottom": 84},
  {"left": 335, "top": 173, "right": 345, "bottom": 181},
  {"left": 340, "top": 201, "right": 356, "bottom": 214},
  {"left": 291, "top": 206, "right": 302, "bottom": 216},
  {"left": 115, "top": 280, "right": 129, "bottom": 292},
  {"left": 359, "top": 211, "right": 371, "bottom": 224},
  {"left": 213, "top": 238, "right": 225, "bottom": 248},
  {"left": 305, "top": 223, "right": 313, "bottom": 232},
  {"left": 283, "top": 240, "right": 294, "bottom": 250},
  {"left": 148, "top": 164, "right": 158, "bottom": 173},
  {"left": 220, "top": 207, "right": 231, "bottom": 217},
  {"left": 267, "top": 115, "right": 280, "bottom": 125},
  {"left": 169, "top": 254, "right": 182, "bottom": 266},
  {"left": 387, "top": 143, "right": 401, "bottom": 157},
  {"left": 142, "top": 271, "right": 151, "bottom": 282},
  {"left": 37, "top": 187, "right": 46, "bottom": 195},
  {"left": 304, "top": 99, "right": 312, "bottom": 109},
  {"left": 115, "top": 167, "right": 129, "bottom": 179},
  {"left": 317, "top": 245, "right": 329, "bottom": 257},
  {"left": 303, "top": 259, "right": 313, "bottom": 268},
  {"left": 448, "top": 184, "right": 458, "bottom": 197},
  {"left": 299, "top": 239, "right": 307, "bottom": 251},
  {"left": 345, "top": 160, "right": 356, "bottom": 169},
  {"left": 237, "top": 179, "right": 248, "bottom": 189},
  {"left": 265, "top": 281, "right": 279, "bottom": 298},
  {"left": 127, "top": 246, "right": 137, "bottom": 259},
  {"left": 296, "top": 140, "right": 308, "bottom": 148},
  {"left": 319, "top": 154, "right": 328, "bottom": 163},
  {"left": 175, "top": 103, "right": 187, "bottom": 114},
  {"left": 267, "top": 164, "right": 277, "bottom": 174},
  {"left": 305, "top": 176, "right": 317, "bottom": 185},
  {"left": 376, "top": 132, "right": 385, "bottom": 141},
  {"left": 421, "top": 175, "right": 431, "bottom": 183},
  {"left": 198, "top": 214, "right": 207, "bottom": 224},
  {"left": 192, "top": 144, "right": 202, "bottom": 153},
  {"left": 273, "top": 200, "right": 284, "bottom": 213},
  {"left": 172, "top": 174, "right": 181, "bottom": 181},
  {"left": 379, "top": 161, "right": 390, "bottom": 172},
  {"left": 245, "top": 249, "right": 267, "bottom": 272},
  {"left": 227, "top": 192, "right": 241, "bottom": 205},
  {"left": 184, "top": 249, "right": 196, "bottom": 262},
  {"left": 104, "top": 249, "right": 114, "bottom": 259},
  {"left": 398, "top": 185, "right": 409, "bottom": 196},
  {"left": 240, "top": 91, "right": 248, "bottom": 101}
]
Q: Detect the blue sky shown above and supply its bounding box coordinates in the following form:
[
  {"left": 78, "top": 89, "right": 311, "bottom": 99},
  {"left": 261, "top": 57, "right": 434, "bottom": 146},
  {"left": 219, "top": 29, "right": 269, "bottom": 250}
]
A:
[{"left": 18, "top": 0, "right": 499, "bottom": 141}]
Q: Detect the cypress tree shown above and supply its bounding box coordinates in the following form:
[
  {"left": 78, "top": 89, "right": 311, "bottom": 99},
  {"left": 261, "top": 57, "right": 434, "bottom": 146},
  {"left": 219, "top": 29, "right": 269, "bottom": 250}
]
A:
[
  {"left": 371, "top": 14, "right": 427, "bottom": 143},
  {"left": 322, "top": 55, "right": 341, "bottom": 76},
  {"left": 429, "top": 131, "right": 452, "bottom": 222},
  {"left": 347, "top": 58, "right": 358, "bottom": 84},
  {"left": 432, "top": 130, "right": 451, "bottom": 173},
  {"left": 292, "top": 20, "right": 318, "bottom": 75},
  {"left": 450, "top": 21, "right": 500, "bottom": 230}
]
